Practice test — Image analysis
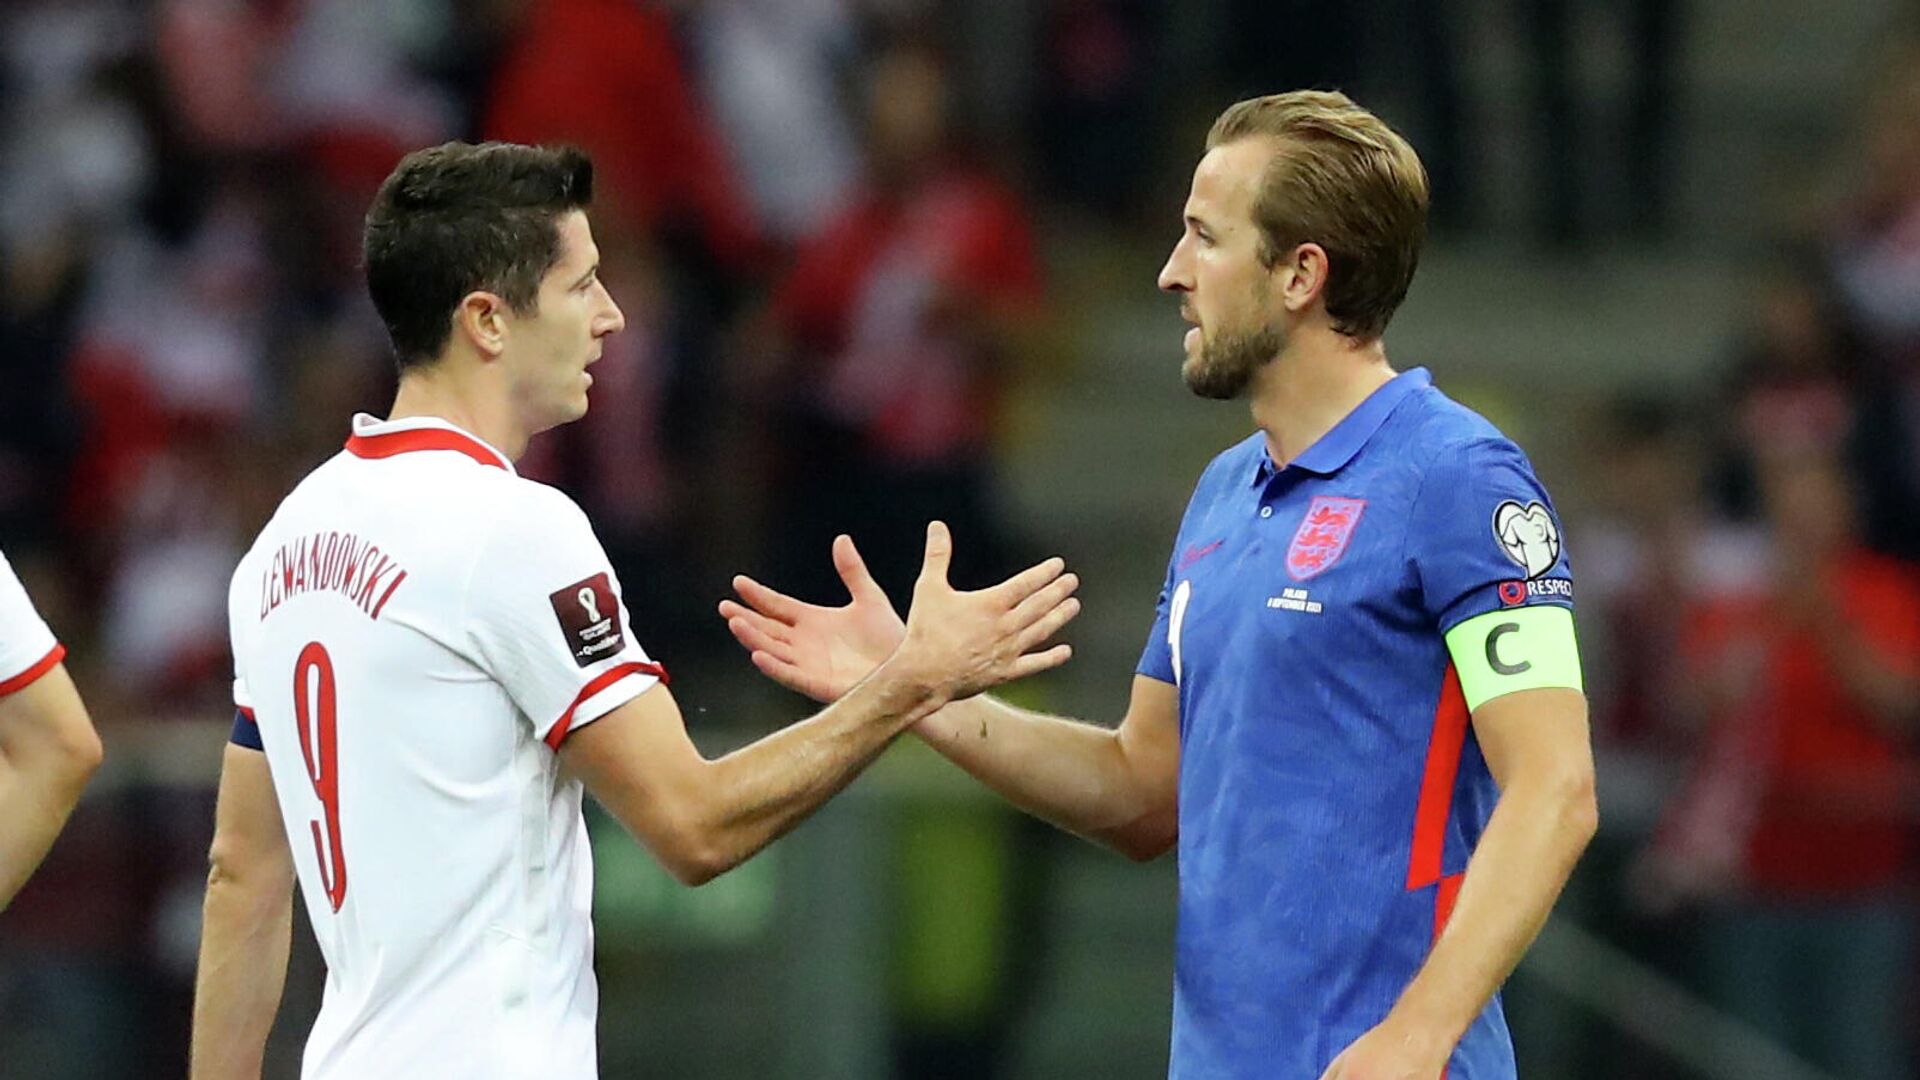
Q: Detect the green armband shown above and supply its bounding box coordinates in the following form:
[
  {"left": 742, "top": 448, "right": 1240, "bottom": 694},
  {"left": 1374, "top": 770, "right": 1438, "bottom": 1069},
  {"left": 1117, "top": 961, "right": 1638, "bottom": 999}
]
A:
[{"left": 1444, "top": 606, "right": 1584, "bottom": 711}]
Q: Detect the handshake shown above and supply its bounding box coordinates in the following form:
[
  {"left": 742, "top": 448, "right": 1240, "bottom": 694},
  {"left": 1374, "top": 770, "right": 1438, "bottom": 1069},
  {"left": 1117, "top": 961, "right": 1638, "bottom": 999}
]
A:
[{"left": 718, "top": 521, "right": 1081, "bottom": 714}]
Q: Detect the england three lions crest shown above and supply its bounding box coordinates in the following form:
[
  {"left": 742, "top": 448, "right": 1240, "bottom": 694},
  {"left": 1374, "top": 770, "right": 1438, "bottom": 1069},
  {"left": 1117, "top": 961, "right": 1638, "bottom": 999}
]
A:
[{"left": 1286, "top": 496, "right": 1367, "bottom": 580}]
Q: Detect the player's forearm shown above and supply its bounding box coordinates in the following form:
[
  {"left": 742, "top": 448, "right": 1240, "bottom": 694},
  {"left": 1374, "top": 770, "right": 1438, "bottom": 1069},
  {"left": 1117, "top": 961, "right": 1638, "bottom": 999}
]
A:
[
  {"left": 677, "top": 658, "right": 944, "bottom": 883},
  {"left": 190, "top": 873, "right": 293, "bottom": 1079},
  {"left": 915, "top": 696, "right": 1170, "bottom": 858},
  {"left": 0, "top": 768, "right": 89, "bottom": 908},
  {"left": 0, "top": 702, "right": 102, "bottom": 909},
  {"left": 1386, "top": 769, "right": 1597, "bottom": 1048}
]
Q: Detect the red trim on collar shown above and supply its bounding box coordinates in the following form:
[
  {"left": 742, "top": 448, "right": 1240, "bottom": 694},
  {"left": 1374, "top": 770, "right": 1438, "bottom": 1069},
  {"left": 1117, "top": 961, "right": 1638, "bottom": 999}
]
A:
[{"left": 344, "top": 428, "right": 510, "bottom": 470}]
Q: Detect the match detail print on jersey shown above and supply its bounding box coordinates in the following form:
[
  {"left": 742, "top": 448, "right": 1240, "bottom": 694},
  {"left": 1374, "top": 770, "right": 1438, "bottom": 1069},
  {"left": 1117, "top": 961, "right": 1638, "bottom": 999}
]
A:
[
  {"left": 1443, "top": 606, "right": 1583, "bottom": 711},
  {"left": 550, "top": 572, "right": 626, "bottom": 668}
]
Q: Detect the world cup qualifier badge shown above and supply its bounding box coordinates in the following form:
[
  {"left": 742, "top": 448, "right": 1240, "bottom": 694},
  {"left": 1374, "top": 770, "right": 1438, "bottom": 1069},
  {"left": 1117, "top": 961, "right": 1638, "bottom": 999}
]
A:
[
  {"left": 1492, "top": 499, "right": 1561, "bottom": 579},
  {"left": 550, "top": 572, "right": 626, "bottom": 667}
]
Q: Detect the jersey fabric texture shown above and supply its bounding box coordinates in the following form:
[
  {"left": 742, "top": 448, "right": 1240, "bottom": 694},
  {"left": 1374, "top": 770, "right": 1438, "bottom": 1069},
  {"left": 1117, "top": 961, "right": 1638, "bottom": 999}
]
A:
[
  {"left": 0, "top": 548, "right": 63, "bottom": 697},
  {"left": 1137, "top": 368, "right": 1577, "bottom": 1079},
  {"left": 228, "top": 414, "right": 665, "bottom": 1080}
]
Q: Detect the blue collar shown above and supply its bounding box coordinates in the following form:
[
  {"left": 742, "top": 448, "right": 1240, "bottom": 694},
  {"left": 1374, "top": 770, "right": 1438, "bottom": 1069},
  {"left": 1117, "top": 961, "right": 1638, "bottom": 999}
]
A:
[{"left": 1252, "top": 367, "right": 1432, "bottom": 484}]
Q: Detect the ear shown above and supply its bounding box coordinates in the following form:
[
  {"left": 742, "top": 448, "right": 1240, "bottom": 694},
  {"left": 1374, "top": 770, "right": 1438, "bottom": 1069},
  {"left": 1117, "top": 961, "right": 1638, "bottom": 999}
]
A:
[
  {"left": 1274, "top": 241, "right": 1330, "bottom": 316},
  {"left": 454, "top": 291, "right": 509, "bottom": 359}
]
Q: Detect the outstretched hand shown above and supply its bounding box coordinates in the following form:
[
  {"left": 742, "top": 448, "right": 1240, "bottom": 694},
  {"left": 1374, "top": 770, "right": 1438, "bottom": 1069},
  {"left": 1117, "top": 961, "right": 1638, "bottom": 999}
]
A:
[
  {"left": 894, "top": 522, "right": 1080, "bottom": 705},
  {"left": 720, "top": 534, "right": 907, "bottom": 703},
  {"left": 720, "top": 525, "right": 1080, "bottom": 706}
]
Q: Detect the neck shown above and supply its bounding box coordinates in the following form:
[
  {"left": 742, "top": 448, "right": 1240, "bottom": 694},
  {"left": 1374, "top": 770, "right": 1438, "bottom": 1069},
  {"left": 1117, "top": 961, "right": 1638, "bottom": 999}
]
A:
[
  {"left": 387, "top": 356, "right": 528, "bottom": 461},
  {"left": 1248, "top": 325, "right": 1395, "bottom": 467}
]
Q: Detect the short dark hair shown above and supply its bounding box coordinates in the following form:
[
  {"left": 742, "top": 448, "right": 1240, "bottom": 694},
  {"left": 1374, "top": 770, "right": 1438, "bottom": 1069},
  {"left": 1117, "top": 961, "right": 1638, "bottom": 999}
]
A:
[
  {"left": 363, "top": 142, "right": 594, "bottom": 370},
  {"left": 1206, "top": 91, "right": 1428, "bottom": 340}
]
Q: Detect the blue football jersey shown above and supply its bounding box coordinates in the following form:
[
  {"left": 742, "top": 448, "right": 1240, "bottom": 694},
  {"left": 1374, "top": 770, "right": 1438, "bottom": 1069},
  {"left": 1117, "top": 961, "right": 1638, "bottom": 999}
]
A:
[{"left": 1137, "top": 367, "right": 1577, "bottom": 1079}]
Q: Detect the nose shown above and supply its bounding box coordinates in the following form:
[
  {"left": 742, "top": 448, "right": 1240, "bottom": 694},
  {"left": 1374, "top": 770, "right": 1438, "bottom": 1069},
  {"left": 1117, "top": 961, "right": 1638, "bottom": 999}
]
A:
[
  {"left": 597, "top": 284, "right": 626, "bottom": 336},
  {"left": 1158, "top": 234, "right": 1192, "bottom": 295}
]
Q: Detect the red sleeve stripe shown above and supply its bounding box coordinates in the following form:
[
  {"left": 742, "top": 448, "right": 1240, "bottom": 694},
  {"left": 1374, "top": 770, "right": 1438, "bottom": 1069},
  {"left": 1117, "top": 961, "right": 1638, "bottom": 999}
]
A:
[
  {"left": 1406, "top": 664, "right": 1470, "bottom": 890},
  {"left": 545, "top": 661, "right": 668, "bottom": 750},
  {"left": 237, "top": 705, "right": 257, "bottom": 722},
  {"left": 1434, "top": 872, "right": 1466, "bottom": 942},
  {"left": 0, "top": 643, "right": 66, "bottom": 697}
]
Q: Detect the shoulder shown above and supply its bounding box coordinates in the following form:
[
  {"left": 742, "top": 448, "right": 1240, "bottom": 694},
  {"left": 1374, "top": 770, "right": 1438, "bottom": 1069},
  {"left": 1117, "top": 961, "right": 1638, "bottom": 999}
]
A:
[
  {"left": 486, "top": 475, "right": 594, "bottom": 536},
  {"left": 467, "top": 475, "right": 604, "bottom": 577},
  {"left": 1396, "top": 388, "right": 1540, "bottom": 493},
  {"left": 1401, "top": 384, "right": 1525, "bottom": 457},
  {"left": 369, "top": 458, "right": 594, "bottom": 546}
]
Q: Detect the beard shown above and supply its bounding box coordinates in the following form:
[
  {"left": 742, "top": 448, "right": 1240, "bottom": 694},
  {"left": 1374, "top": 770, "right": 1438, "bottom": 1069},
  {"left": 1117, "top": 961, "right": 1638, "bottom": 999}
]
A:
[{"left": 1182, "top": 320, "right": 1284, "bottom": 400}]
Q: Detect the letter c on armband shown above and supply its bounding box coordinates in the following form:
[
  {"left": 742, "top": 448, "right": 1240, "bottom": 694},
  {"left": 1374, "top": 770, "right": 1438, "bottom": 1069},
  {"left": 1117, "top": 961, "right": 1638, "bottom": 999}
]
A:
[{"left": 1485, "top": 622, "right": 1532, "bottom": 676}]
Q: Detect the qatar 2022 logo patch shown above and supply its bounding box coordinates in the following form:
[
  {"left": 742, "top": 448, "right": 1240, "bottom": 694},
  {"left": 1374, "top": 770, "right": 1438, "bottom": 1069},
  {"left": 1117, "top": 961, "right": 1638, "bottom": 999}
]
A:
[
  {"left": 1493, "top": 500, "right": 1561, "bottom": 579},
  {"left": 550, "top": 572, "right": 626, "bottom": 668}
]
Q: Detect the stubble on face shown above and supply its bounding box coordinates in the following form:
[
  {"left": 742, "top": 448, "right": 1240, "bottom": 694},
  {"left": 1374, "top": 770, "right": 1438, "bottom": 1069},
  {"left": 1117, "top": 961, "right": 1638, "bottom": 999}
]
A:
[{"left": 1182, "top": 312, "right": 1283, "bottom": 400}]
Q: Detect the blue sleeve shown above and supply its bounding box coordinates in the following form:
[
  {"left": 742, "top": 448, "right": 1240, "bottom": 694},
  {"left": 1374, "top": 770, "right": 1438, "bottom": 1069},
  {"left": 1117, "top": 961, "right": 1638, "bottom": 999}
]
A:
[
  {"left": 229, "top": 708, "right": 263, "bottom": 751},
  {"left": 1409, "top": 437, "right": 1574, "bottom": 633},
  {"left": 1136, "top": 546, "right": 1178, "bottom": 684}
]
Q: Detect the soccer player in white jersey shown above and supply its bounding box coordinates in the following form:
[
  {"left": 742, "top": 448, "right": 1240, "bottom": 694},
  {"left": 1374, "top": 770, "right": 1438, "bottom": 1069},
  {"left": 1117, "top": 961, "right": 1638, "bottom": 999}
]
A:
[
  {"left": 189, "top": 142, "right": 1081, "bottom": 1080},
  {"left": 0, "top": 547, "right": 101, "bottom": 909}
]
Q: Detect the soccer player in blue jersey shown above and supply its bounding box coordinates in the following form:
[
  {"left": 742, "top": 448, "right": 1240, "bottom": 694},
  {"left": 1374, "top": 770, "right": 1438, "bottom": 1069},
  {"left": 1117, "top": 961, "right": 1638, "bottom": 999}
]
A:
[{"left": 721, "top": 90, "right": 1596, "bottom": 1079}]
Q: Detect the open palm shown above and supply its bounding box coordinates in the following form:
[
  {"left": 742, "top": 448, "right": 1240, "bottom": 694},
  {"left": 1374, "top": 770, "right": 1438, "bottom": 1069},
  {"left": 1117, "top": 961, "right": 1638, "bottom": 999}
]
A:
[{"left": 719, "top": 535, "right": 907, "bottom": 703}]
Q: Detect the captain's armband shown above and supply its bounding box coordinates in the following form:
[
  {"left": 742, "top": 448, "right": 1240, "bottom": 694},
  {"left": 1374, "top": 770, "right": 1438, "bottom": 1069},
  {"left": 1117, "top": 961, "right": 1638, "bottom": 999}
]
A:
[{"left": 1444, "top": 606, "right": 1583, "bottom": 711}]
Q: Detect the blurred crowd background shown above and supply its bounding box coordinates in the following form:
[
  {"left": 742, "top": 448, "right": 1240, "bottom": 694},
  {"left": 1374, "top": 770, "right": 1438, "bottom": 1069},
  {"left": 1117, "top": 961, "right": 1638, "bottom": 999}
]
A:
[{"left": 2, "top": 1, "right": 1919, "bottom": 1077}]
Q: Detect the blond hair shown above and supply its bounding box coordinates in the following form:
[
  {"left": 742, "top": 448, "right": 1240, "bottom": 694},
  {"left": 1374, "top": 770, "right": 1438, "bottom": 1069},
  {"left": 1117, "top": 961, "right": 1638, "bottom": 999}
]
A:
[{"left": 1206, "top": 91, "right": 1429, "bottom": 339}]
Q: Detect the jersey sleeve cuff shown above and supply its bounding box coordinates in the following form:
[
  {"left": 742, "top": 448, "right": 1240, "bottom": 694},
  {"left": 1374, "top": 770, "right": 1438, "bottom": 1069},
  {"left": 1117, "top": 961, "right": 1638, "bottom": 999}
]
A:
[
  {"left": 0, "top": 642, "right": 65, "bottom": 697},
  {"left": 544, "top": 661, "right": 668, "bottom": 750},
  {"left": 1443, "top": 606, "right": 1584, "bottom": 711}
]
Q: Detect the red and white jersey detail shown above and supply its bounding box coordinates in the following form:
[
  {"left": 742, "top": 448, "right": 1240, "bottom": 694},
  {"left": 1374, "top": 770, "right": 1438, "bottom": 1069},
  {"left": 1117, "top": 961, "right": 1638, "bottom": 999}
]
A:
[
  {"left": 0, "top": 548, "right": 63, "bottom": 696},
  {"left": 229, "top": 413, "right": 663, "bottom": 1079}
]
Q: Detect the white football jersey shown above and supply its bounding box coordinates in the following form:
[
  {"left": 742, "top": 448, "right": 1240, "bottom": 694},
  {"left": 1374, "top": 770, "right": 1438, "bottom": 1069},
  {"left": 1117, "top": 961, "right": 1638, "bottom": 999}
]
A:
[
  {"left": 228, "top": 413, "right": 664, "bottom": 1079},
  {"left": 0, "top": 547, "right": 63, "bottom": 697}
]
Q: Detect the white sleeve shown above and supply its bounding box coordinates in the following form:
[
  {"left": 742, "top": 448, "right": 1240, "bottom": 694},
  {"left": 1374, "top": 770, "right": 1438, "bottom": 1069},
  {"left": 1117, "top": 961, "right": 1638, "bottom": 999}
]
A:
[
  {"left": 0, "top": 547, "right": 63, "bottom": 696},
  {"left": 465, "top": 484, "right": 665, "bottom": 748},
  {"left": 226, "top": 554, "right": 259, "bottom": 745}
]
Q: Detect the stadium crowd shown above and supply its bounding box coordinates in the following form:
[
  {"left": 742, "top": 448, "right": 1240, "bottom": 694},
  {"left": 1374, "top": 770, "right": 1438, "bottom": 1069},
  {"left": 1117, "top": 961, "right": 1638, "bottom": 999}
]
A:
[{"left": 1, "top": 1, "right": 1918, "bottom": 1077}]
